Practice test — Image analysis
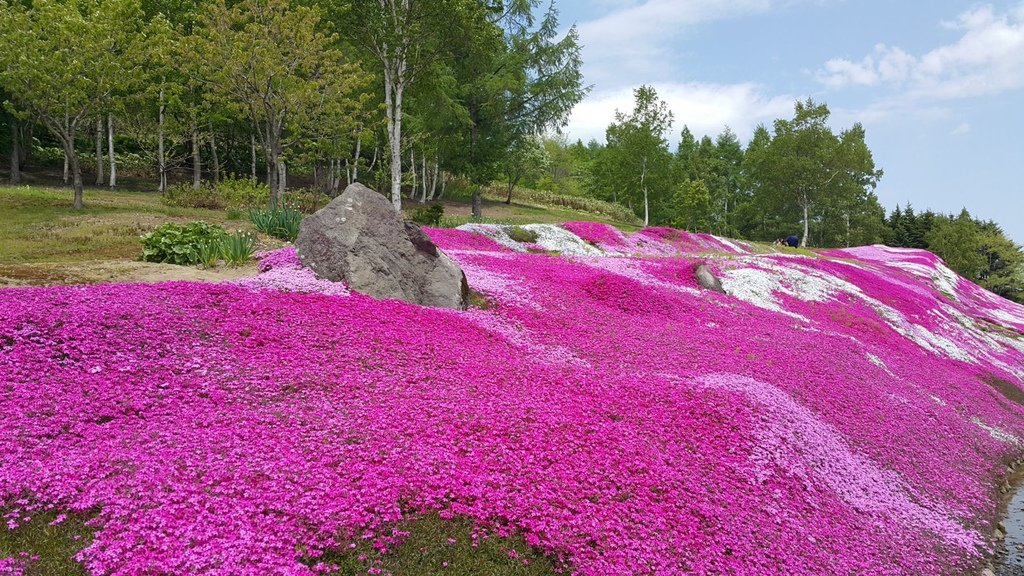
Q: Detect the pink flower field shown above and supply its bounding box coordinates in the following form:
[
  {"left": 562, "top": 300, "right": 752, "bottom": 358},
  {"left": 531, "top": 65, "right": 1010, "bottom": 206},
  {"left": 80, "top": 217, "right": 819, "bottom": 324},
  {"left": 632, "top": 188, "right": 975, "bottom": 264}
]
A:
[{"left": 3, "top": 222, "right": 1024, "bottom": 575}]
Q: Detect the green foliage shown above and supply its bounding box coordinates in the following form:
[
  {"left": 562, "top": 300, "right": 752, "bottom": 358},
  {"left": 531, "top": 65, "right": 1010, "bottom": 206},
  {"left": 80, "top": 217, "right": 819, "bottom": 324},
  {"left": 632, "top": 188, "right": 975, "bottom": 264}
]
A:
[
  {"left": 0, "top": 507, "right": 94, "bottom": 576},
  {"left": 249, "top": 206, "right": 302, "bottom": 242},
  {"left": 220, "top": 230, "right": 256, "bottom": 266},
  {"left": 187, "top": 0, "right": 368, "bottom": 203},
  {"left": 140, "top": 221, "right": 226, "bottom": 265},
  {"left": 196, "top": 238, "right": 222, "bottom": 268},
  {"left": 742, "top": 99, "right": 882, "bottom": 247},
  {"left": 0, "top": 0, "right": 147, "bottom": 206},
  {"left": 591, "top": 85, "right": 674, "bottom": 226},
  {"left": 483, "top": 185, "right": 640, "bottom": 225},
  {"left": 162, "top": 177, "right": 269, "bottom": 210},
  {"left": 673, "top": 179, "right": 712, "bottom": 232},
  {"left": 410, "top": 204, "right": 445, "bottom": 226},
  {"left": 286, "top": 188, "right": 330, "bottom": 214},
  {"left": 507, "top": 226, "right": 539, "bottom": 243},
  {"left": 306, "top": 513, "right": 563, "bottom": 576}
]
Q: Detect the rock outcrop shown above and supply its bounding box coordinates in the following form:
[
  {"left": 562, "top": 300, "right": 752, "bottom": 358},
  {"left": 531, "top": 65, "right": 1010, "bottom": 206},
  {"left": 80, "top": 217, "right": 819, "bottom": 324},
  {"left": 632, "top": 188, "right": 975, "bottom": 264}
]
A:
[{"left": 294, "top": 183, "right": 468, "bottom": 309}]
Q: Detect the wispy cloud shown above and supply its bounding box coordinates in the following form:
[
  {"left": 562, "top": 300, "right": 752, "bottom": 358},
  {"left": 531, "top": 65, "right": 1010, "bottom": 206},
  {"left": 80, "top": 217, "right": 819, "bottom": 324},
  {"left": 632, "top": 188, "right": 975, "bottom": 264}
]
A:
[
  {"left": 566, "top": 82, "right": 795, "bottom": 145},
  {"left": 575, "top": 0, "right": 774, "bottom": 88},
  {"left": 818, "top": 4, "right": 1024, "bottom": 100},
  {"left": 950, "top": 122, "right": 971, "bottom": 136}
]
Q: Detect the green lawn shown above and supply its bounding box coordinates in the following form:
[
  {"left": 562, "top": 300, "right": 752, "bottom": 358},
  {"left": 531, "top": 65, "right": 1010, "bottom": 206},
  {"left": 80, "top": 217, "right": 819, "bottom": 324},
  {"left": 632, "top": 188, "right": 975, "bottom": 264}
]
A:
[{"left": 0, "top": 185, "right": 252, "bottom": 265}]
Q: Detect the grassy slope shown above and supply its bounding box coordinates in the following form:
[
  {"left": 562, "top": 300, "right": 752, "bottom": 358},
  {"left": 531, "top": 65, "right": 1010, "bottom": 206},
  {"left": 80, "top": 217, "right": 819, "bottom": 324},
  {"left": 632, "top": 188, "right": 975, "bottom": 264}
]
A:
[
  {"left": 0, "top": 186, "right": 251, "bottom": 264},
  {"left": 0, "top": 185, "right": 639, "bottom": 267}
]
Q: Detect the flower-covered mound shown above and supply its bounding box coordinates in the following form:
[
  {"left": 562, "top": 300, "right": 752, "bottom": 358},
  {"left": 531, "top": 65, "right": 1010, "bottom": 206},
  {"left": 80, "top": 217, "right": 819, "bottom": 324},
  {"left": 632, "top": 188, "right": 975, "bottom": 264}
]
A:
[{"left": 2, "top": 222, "right": 1024, "bottom": 575}]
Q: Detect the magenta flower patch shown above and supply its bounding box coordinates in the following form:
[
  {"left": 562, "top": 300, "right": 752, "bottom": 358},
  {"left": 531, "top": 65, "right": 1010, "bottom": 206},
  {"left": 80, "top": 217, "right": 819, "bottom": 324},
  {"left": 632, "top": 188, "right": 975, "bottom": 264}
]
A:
[{"left": 2, "top": 224, "right": 1023, "bottom": 575}]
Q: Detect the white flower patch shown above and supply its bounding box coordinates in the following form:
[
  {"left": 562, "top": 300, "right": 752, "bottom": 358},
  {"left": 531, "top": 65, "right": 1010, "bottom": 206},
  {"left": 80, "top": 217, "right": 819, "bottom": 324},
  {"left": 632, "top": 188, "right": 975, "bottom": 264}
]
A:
[
  {"left": 867, "top": 353, "right": 894, "bottom": 376},
  {"left": 456, "top": 257, "right": 540, "bottom": 310},
  {"left": 572, "top": 256, "right": 702, "bottom": 296},
  {"left": 719, "top": 267, "right": 808, "bottom": 321},
  {"left": 720, "top": 257, "right": 977, "bottom": 363},
  {"left": 711, "top": 235, "right": 748, "bottom": 254},
  {"left": 970, "top": 417, "right": 1023, "bottom": 447},
  {"left": 889, "top": 261, "right": 961, "bottom": 301},
  {"left": 456, "top": 223, "right": 527, "bottom": 252},
  {"left": 519, "top": 224, "right": 604, "bottom": 256},
  {"left": 466, "top": 310, "right": 589, "bottom": 369}
]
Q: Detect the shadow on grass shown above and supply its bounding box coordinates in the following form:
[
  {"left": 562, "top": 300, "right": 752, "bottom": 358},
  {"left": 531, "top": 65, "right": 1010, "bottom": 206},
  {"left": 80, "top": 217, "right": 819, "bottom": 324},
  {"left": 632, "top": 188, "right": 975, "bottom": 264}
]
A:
[
  {"left": 0, "top": 507, "right": 94, "bottom": 575},
  {"left": 305, "top": 513, "right": 566, "bottom": 576}
]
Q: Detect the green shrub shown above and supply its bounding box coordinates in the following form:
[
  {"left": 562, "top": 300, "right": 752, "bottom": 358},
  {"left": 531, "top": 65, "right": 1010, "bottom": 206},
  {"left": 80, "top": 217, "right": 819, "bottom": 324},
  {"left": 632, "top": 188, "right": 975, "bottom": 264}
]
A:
[
  {"left": 161, "top": 176, "right": 269, "bottom": 210},
  {"left": 410, "top": 204, "right": 444, "bottom": 226},
  {"left": 286, "top": 188, "right": 330, "bottom": 214},
  {"left": 161, "top": 183, "right": 226, "bottom": 210},
  {"left": 249, "top": 206, "right": 302, "bottom": 242},
  {"left": 140, "top": 221, "right": 226, "bottom": 265},
  {"left": 483, "top": 185, "right": 641, "bottom": 225},
  {"left": 217, "top": 176, "right": 269, "bottom": 209},
  {"left": 196, "top": 239, "right": 223, "bottom": 268},
  {"left": 507, "top": 225, "right": 538, "bottom": 243},
  {"left": 221, "top": 231, "right": 257, "bottom": 266},
  {"left": 225, "top": 207, "right": 244, "bottom": 221}
]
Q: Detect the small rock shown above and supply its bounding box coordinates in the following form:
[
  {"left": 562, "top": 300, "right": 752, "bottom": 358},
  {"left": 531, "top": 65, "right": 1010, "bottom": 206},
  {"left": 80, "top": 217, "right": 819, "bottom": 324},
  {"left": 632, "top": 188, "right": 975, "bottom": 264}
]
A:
[{"left": 694, "top": 263, "right": 725, "bottom": 294}]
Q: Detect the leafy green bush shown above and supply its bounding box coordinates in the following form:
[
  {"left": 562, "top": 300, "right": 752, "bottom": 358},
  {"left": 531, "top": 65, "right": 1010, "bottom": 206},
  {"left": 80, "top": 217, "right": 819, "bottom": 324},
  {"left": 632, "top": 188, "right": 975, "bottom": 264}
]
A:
[
  {"left": 410, "top": 204, "right": 444, "bottom": 226},
  {"left": 161, "top": 183, "right": 225, "bottom": 210},
  {"left": 483, "top": 185, "right": 641, "bottom": 225},
  {"left": 286, "top": 188, "right": 330, "bottom": 214},
  {"left": 140, "top": 221, "right": 226, "bottom": 265},
  {"left": 249, "top": 206, "right": 302, "bottom": 241},
  {"left": 162, "top": 176, "right": 269, "bottom": 210},
  {"left": 196, "top": 239, "right": 223, "bottom": 268},
  {"left": 217, "top": 176, "right": 269, "bottom": 209},
  {"left": 221, "top": 231, "right": 257, "bottom": 266},
  {"left": 507, "top": 225, "right": 538, "bottom": 243}
]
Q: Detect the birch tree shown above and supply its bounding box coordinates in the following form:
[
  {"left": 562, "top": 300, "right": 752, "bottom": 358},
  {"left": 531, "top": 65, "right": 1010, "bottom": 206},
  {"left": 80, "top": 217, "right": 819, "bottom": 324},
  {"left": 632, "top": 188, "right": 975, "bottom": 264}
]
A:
[
  {"left": 598, "top": 85, "right": 673, "bottom": 227},
  {"left": 0, "top": 0, "right": 144, "bottom": 208},
  {"left": 331, "top": 0, "right": 460, "bottom": 212},
  {"left": 743, "top": 99, "right": 881, "bottom": 247},
  {"left": 189, "top": 0, "right": 365, "bottom": 205}
]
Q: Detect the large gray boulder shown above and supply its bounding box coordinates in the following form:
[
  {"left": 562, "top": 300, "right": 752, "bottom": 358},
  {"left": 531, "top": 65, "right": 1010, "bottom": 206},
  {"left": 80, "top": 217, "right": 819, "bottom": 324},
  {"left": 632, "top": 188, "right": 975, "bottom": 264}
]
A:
[{"left": 295, "top": 183, "right": 469, "bottom": 309}]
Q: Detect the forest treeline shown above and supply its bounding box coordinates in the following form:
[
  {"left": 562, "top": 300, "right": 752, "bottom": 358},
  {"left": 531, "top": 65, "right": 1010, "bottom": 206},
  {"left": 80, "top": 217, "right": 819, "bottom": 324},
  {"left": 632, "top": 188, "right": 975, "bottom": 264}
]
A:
[
  {"left": 0, "top": 0, "right": 588, "bottom": 214},
  {"left": 0, "top": 1, "right": 1020, "bottom": 301},
  {"left": 514, "top": 88, "right": 1022, "bottom": 302}
]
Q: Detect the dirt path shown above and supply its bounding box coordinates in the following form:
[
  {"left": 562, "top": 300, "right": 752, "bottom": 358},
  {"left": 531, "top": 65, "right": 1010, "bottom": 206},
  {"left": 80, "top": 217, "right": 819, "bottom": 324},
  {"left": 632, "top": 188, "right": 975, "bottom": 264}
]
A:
[{"left": 0, "top": 260, "right": 259, "bottom": 287}]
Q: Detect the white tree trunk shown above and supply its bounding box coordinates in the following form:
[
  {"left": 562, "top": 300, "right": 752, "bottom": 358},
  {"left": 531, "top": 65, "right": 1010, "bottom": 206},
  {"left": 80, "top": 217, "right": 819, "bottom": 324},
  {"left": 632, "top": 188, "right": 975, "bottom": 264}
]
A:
[
  {"left": 94, "top": 118, "right": 104, "bottom": 185},
  {"left": 801, "top": 196, "right": 810, "bottom": 248},
  {"left": 192, "top": 124, "right": 201, "bottom": 189},
  {"left": 158, "top": 84, "right": 166, "bottom": 192},
  {"left": 383, "top": 56, "right": 406, "bottom": 211},
  {"left": 250, "top": 135, "right": 257, "bottom": 181},
  {"left": 353, "top": 135, "right": 361, "bottom": 182},
  {"left": 209, "top": 126, "right": 220, "bottom": 184},
  {"left": 640, "top": 156, "right": 649, "bottom": 227},
  {"left": 410, "top": 148, "right": 417, "bottom": 201},
  {"left": 107, "top": 114, "right": 116, "bottom": 189}
]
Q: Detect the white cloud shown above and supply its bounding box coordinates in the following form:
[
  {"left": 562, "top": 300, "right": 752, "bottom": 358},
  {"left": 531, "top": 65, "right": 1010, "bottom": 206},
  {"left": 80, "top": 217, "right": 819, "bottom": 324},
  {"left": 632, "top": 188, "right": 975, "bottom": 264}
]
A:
[
  {"left": 576, "top": 0, "right": 775, "bottom": 88},
  {"left": 566, "top": 82, "right": 795, "bottom": 146},
  {"left": 817, "top": 4, "right": 1024, "bottom": 100},
  {"left": 950, "top": 122, "right": 971, "bottom": 136}
]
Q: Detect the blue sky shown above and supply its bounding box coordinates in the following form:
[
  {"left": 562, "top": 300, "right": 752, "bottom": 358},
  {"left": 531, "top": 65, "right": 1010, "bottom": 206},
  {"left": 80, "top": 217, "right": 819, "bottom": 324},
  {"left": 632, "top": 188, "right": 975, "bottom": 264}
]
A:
[{"left": 556, "top": 0, "right": 1024, "bottom": 244}]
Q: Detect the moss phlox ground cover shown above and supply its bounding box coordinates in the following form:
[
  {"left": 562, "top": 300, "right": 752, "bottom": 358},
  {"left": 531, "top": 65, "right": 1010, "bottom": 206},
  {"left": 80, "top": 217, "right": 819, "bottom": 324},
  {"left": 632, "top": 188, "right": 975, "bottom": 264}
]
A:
[{"left": 2, "top": 223, "right": 1024, "bottom": 575}]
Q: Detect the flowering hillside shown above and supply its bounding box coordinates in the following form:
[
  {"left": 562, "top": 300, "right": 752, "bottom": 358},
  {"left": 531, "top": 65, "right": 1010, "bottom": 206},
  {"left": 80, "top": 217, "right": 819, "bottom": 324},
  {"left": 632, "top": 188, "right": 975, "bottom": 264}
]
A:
[{"left": 2, "top": 222, "right": 1024, "bottom": 575}]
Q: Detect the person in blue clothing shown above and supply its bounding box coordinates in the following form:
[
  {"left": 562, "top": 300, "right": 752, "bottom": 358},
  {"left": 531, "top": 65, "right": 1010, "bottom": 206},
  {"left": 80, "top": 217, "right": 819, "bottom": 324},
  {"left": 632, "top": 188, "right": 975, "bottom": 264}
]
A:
[{"left": 785, "top": 235, "right": 800, "bottom": 248}]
